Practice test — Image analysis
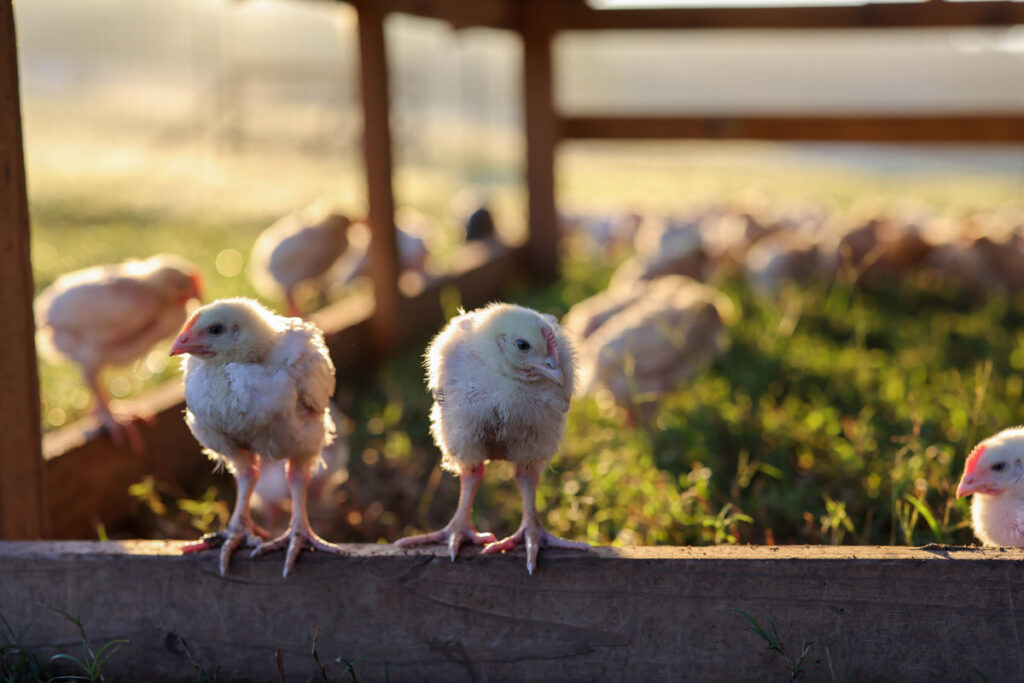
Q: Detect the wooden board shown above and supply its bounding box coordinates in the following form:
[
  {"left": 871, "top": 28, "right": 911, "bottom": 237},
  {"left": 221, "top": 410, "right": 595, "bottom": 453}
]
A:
[{"left": 2, "top": 541, "right": 1023, "bottom": 681}]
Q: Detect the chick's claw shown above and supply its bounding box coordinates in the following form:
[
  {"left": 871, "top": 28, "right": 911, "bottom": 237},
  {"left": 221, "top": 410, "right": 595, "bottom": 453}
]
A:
[
  {"left": 395, "top": 523, "right": 497, "bottom": 562},
  {"left": 181, "top": 532, "right": 225, "bottom": 554},
  {"left": 483, "top": 524, "right": 591, "bottom": 575},
  {"left": 252, "top": 526, "right": 345, "bottom": 578}
]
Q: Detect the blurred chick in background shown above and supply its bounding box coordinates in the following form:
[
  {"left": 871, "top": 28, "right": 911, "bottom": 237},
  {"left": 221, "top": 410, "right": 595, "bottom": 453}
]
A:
[
  {"left": 336, "top": 208, "right": 429, "bottom": 291},
  {"left": 249, "top": 202, "right": 351, "bottom": 317},
  {"left": 35, "top": 254, "right": 202, "bottom": 451},
  {"left": 566, "top": 275, "right": 734, "bottom": 426}
]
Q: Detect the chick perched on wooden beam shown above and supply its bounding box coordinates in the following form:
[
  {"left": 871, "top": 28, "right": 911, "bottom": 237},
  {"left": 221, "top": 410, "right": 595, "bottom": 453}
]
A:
[
  {"left": 170, "top": 298, "right": 344, "bottom": 577},
  {"left": 395, "top": 303, "right": 590, "bottom": 575}
]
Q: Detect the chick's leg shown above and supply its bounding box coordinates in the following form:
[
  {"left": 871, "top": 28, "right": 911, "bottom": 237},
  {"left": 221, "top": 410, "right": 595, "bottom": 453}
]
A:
[
  {"left": 84, "top": 367, "right": 146, "bottom": 454},
  {"left": 182, "top": 455, "right": 269, "bottom": 575},
  {"left": 482, "top": 464, "right": 590, "bottom": 575},
  {"left": 251, "top": 458, "right": 344, "bottom": 578},
  {"left": 395, "top": 463, "right": 496, "bottom": 561},
  {"left": 284, "top": 289, "right": 303, "bottom": 318}
]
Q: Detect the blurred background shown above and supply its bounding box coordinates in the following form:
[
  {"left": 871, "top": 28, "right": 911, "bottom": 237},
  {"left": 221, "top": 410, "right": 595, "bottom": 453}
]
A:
[{"left": 15, "top": 0, "right": 1024, "bottom": 548}]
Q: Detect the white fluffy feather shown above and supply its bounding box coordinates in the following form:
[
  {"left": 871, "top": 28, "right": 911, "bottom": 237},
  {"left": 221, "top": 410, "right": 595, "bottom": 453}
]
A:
[
  {"left": 181, "top": 300, "right": 335, "bottom": 471},
  {"left": 426, "top": 303, "right": 576, "bottom": 473}
]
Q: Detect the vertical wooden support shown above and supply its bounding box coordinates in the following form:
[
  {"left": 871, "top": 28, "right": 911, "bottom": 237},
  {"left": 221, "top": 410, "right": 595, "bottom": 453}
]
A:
[
  {"left": 356, "top": 0, "right": 401, "bottom": 352},
  {"left": 0, "top": 1, "right": 46, "bottom": 539},
  {"left": 522, "top": 0, "right": 560, "bottom": 282}
]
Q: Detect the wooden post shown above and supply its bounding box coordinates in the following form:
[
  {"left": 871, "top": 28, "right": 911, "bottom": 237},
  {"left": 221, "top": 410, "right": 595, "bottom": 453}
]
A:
[
  {"left": 355, "top": 0, "right": 401, "bottom": 352},
  {"left": 522, "top": 0, "right": 560, "bottom": 282},
  {"left": 0, "top": 1, "right": 47, "bottom": 539}
]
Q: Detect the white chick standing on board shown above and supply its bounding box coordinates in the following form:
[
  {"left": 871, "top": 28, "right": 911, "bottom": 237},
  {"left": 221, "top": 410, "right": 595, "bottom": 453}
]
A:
[
  {"left": 396, "top": 303, "right": 590, "bottom": 575},
  {"left": 35, "top": 254, "right": 202, "bottom": 452},
  {"left": 170, "top": 298, "right": 343, "bottom": 577},
  {"left": 956, "top": 427, "right": 1024, "bottom": 547},
  {"left": 249, "top": 205, "right": 351, "bottom": 317}
]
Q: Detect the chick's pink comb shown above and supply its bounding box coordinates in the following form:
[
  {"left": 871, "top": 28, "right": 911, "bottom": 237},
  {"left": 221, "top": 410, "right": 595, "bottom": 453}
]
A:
[
  {"left": 542, "top": 325, "right": 558, "bottom": 360},
  {"left": 179, "top": 312, "right": 200, "bottom": 336},
  {"left": 964, "top": 443, "right": 987, "bottom": 476}
]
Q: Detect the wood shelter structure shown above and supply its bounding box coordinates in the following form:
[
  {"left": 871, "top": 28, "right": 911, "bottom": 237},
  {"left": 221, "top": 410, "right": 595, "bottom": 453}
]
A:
[{"left": 2, "top": 0, "right": 1024, "bottom": 541}]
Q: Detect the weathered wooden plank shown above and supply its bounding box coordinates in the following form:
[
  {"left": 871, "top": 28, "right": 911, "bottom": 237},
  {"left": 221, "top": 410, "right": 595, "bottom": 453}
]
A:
[
  {"left": 1, "top": 541, "right": 1022, "bottom": 681},
  {"left": 0, "top": 1, "right": 46, "bottom": 540},
  {"left": 560, "top": 113, "right": 1024, "bottom": 144},
  {"left": 522, "top": 0, "right": 560, "bottom": 283},
  {"left": 355, "top": 0, "right": 402, "bottom": 354},
  {"left": 560, "top": 0, "right": 1024, "bottom": 30}
]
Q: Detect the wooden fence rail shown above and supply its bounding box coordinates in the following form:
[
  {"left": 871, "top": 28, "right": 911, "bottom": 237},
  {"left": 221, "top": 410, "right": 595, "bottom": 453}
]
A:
[{"left": 1, "top": 542, "right": 1022, "bottom": 681}]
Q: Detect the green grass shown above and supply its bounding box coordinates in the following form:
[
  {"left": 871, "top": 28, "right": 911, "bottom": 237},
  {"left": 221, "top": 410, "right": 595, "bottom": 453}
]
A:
[{"left": 734, "top": 610, "right": 813, "bottom": 681}]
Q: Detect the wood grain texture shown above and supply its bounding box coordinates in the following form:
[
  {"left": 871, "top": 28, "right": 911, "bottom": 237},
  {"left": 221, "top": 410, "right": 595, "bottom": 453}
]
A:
[
  {"left": 1, "top": 541, "right": 1021, "bottom": 681},
  {"left": 0, "top": 1, "right": 46, "bottom": 539}
]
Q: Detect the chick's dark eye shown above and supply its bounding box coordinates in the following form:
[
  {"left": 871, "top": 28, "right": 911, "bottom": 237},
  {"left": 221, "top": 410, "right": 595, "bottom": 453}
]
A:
[
  {"left": 208, "top": 324, "right": 225, "bottom": 336},
  {"left": 515, "top": 339, "right": 531, "bottom": 352},
  {"left": 993, "top": 462, "right": 1007, "bottom": 472}
]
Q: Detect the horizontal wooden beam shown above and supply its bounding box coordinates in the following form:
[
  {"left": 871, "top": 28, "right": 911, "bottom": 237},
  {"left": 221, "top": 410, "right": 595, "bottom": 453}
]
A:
[
  {"left": 2, "top": 541, "right": 1023, "bottom": 680},
  {"left": 560, "top": 1, "right": 1024, "bottom": 30},
  {"left": 41, "top": 243, "right": 526, "bottom": 539},
  {"left": 379, "top": 0, "right": 516, "bottom": 29},
  {"left": 560, "top": 113, "right": 1024, "bottom": 143}
]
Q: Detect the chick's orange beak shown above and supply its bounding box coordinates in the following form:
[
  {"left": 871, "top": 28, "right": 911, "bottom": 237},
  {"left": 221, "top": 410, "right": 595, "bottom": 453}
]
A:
[
  {"left": 170, "top": 332, "right": 209, "bottom": 357},
  {"left": 529, "top": 356, "right": 563, "bottom": 386},
  {"left": 956, "top": 474, "right": 1002, "bottom": 498}
]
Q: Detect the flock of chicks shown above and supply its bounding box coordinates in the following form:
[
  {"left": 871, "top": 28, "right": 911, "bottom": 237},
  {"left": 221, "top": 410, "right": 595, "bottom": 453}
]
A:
[
  {"left": 32, "top": 197, "right": 1024, "bottom": 578},
  {"left": 563, "top": 199, "right": 1024, "bottom": 420}
]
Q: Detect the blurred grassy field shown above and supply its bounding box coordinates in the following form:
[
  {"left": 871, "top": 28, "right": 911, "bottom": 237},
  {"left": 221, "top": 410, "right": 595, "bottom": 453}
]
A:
[{"left": 26, "top": 115, "right": 1024, "bottom": 547}]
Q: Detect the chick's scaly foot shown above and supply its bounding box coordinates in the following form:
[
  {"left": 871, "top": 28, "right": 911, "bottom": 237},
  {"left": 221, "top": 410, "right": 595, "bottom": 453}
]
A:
[
  {"left": 251, "top": 524, "right": 344, "bottom": 578},
  {"left": 395, "top": 521, "right": 497, "bottom": 562},
  {"left": 482, "top": 523, "right": 590, "bottom": 575},
  {"left": 182, "top": 522, "right": 270, "bottom": 577}
]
